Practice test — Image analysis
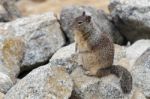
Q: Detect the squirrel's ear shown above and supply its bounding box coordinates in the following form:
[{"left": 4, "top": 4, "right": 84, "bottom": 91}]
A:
[
  {"left": 86, "top": 16, "right": 91, "bottom": 22},
  {"left": 82, "top": 11, "right": 86, "bottom": 16}
]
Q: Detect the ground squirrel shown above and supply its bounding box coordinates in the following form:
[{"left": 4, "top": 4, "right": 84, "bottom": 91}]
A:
[{"left": 72, "top": 12, "right": 132, "bottom": 94}]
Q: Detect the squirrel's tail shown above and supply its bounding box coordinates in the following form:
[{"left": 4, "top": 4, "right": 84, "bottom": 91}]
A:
[{"left": 96, "top": 65, "right": 132, "bottom": 94}]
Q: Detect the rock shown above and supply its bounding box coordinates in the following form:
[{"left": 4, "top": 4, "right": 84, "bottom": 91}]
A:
[
  {"left": 114, "top": 40, "right": 150, "bottom": 71},
  {"left": 0, "top": 65, "right": 9, "bottom": 77},
  {"left": 126, "top": 40, "right": 150, "bottom": 66},
  {"left": 109, "top": 0, "right": 150, "bottom": 43},
  {"left": 70, "top": 66, "right": 132, "bottom": 99},
  {"left": 0, "top": 72, "right": 13, "bottom": 94},
  {"left": 0, "top": 27, "right": 13, "bottom": 45},
  {"left": 50, "top": 43, "right": 77, "bottom": 73},
  {"left": 19, "top": 12, "right": 65, "bottom": 71},
  {"left": 0, "top": 34, "right": 25, "bottom": 94},
  {"left": 2, "top": 37, "right": 25, "bottom": 77},
  {"left": 113, "top": 44, "right": 132, "bottom": 71},
  {"left": 4, "top": 64, "right": 73, "bottom": 99},
  {"left": 0, "top": 92, "right": 4, "bottom": 99},
  {"left": 131, "top": 48, "right": 150, "bottom": 97},
  {"left": 0, "top": 12, "right": 66, "bottom": 72},
  {"left": 131, "top": 90, "right": 146, "bottom": 99},
  {"left": 60, "top": 5, "right": 125, "bottom": 44},
  {"left": 114, "top": 44, "right": 126, "bottom": 64}
]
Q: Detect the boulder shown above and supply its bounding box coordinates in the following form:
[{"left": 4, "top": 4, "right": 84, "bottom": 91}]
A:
[
  {"left": 131, "top": 48, "right": 150, "bottom": 97},
  {"left": 114, "top": 44, "right": 126, "bottom": 64},
  {"left": 0, "top": 35, "right": 25, "bottom": 94},
  {"left": 0, "top": 12, "right": 66, "bottom": 72},
  {"left": 2, "top": 37, "right": 25, "bottom": 77},
  {"left": 131, "top": 90, "right": 146, "bottom": 99},
  {"left": 0, "top": 72, "right": 13, "bottom": 93},
  {"left": 50, "top": 43, "right": 77, "bottom": 73},
  {"left": 60, "top": 5, "right": 125, "bottom": 44},
  {"left": 70, "top": 66, "right": 132, "bottom": 99},
  {"left": 126, "top": 40, "right": 150, "bottom": 66},
  {"left": 0, "top": 12, "right": 66, "bottom": 93},
  {"left": 4, "top": 64, "right": 73, "bottom": 99},
  {"left": 113, "top": 44, "right": 132, "bottom": 71},
  {"left": 0, "top": 92, "right": 4, "bottom": 99},
  {"left": 109, "top": 0, "right": 150, "bottom": 43}
]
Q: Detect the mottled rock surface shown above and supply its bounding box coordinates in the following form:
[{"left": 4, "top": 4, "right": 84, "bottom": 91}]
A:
[
  {"left": 0, "top": 92, "right": 4, "bottom": 99},
  {"left": 0, "top": 72, "right": 13, "bottom": 94},
  {"left": 60, "top": 5, "right": 125, "bottom": 44},
  {"left": 2, "top": 37, "right": 25, "bottom": 77},
  {"left": 131, "top": 48, "right": 150, "bottom": 97},
  {"left": 12, "top": 12, "right": 65, "bottom": 71},
  {"left": 126, "top": 40, "right": 150, "bottom": 66},
  {"left": 70, "top": 67, "right": 132, "bottom": 99},
  {"left": 131, "top": 90, "right": 146, "bottom": 99},
  {"left": 0, "top": 37, "right": 25, "bottom": 93},
  {"left": 0, "top": 12, "right": 66, "bottom": 72},
  {"left": 114, "top": 44, "right": 126, "bottom": 64},
  {"left": 109, "top": 0, "right": 150, "bottom": 43},
  {"left": 50, "top": 43, "right": 77, "bottom": 73},
  {"left": 0, "top": 12, "right": 66, "bottom": 94},
  {"left": 4, "top": 64, "right": 73, "bottom": 99}
]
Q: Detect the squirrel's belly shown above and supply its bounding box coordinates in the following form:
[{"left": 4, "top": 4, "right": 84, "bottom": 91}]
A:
[{"left": 78, "top": 51, "right": 105, "bottom": 70}]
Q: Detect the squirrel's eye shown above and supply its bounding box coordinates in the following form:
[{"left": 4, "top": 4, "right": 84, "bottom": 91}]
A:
[{"left": 78, "top": 21, "right": 82, "bottom": 25}]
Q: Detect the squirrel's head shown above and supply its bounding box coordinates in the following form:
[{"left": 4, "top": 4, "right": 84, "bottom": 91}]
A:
[{"left": 72, "top": 11, "right": 92, "bottom": 32}]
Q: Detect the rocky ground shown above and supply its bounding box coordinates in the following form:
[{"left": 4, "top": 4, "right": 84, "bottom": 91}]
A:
[{"left": 0, "top": 0, "right": 149, "bottom": 99}]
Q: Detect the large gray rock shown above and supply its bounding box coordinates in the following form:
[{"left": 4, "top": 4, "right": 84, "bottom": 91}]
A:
[
  {"left": 0, "top": 92, "right": 4, "bottom": 99},
  {"left": 0, "top": 72, "right": 13, "bottom": 94},
  {"left": 70, "top": 67, "right": 132, "bottom": 99},
  {"left": 131, "top": 48, "right": 150, "bottom": 97},
  {"left": 50, "top": 43, "right": 77, "bottom": 73},
  {"left": 0, "top": 12, "right": 66, "bottom": 93},
  {"left": 113, "top": 44, "right": 132, "bottom": 71},
  {"left": 131, "top": 90, "right": 146, "bottom": 99},
  {"left": 0, "top": 12, "right": 66, "bottom": 72},
  {"left": 109, "top": 0, "right": 150, "bottom": 43},
  {"left": 60, "top": 5, "right": 125, "bottom": 44},
  {"left": 114, "top": 40, "right": 150, "bottom": 71},
  {"left": 0, "top": 34, "right": 24, "bottom": 93},
  {"left": 114, "top": 44, "right": 127, "bottom": 64},
  {"left": 2, "top": 37, "right": 25, "bottom": 78},
  {"left": 126, "top": 40, "right": 150, "bottom": 66},
  {"left": 4, "top": 64, "right": 73, "bottom": 99}
]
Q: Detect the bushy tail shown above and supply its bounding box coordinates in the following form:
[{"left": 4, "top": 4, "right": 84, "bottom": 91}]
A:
[{"left": 97, "top": 65, "right": 132, "bottom": 94}]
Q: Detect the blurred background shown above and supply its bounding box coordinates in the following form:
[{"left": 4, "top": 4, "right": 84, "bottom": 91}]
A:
[{"left": 16, "top": 0, "right": 109, "bottom": 16}]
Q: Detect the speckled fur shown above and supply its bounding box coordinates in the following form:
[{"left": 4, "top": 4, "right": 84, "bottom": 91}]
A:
[{"left": 73, "top": 12, "right": 132, "bottom": 94}]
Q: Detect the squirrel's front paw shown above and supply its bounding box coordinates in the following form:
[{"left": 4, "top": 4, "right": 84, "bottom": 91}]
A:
[{"left": 84, "top": 71, "right": 95, "bottom": 76}]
